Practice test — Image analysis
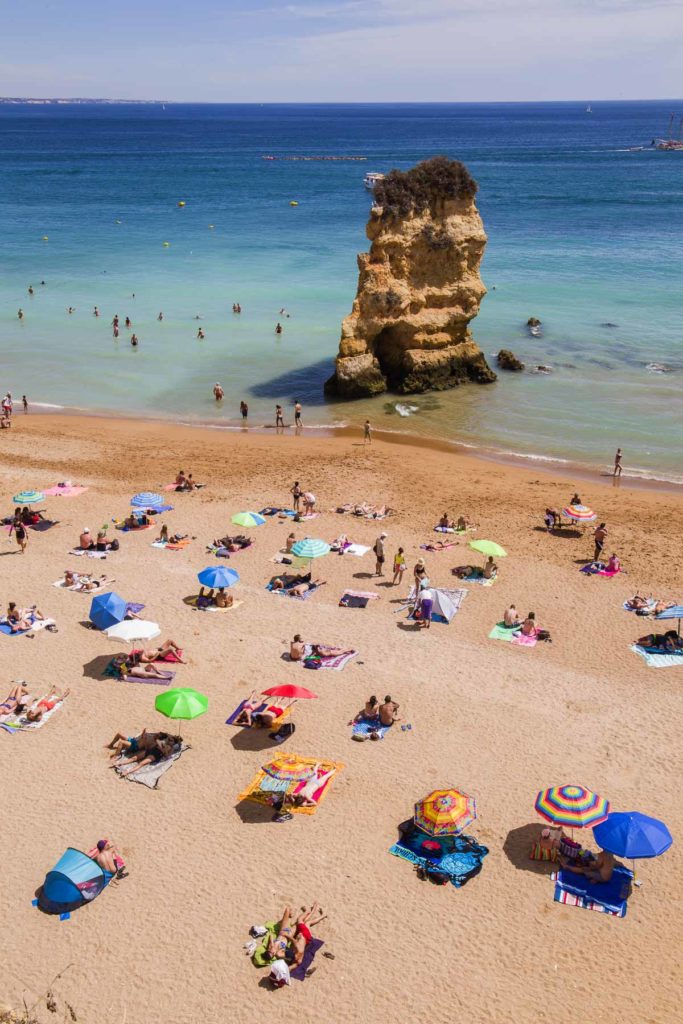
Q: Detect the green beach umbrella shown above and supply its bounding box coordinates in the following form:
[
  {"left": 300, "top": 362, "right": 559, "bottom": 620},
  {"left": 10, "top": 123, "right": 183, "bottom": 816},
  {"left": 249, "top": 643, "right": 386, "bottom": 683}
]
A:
[
  {"left": 13, "top": 490, "right": 44, "bottom": 505},
  {"left": 468, "top": 539, "right": 507, "bottom": 560},
  {"left": 291, "top": 538, "right": 330, "bottom": 562},
  {"left": 155, "top": 688, "right": 208, "bottom": 720},
  {"left": 231, "top": 511, "right": 266, "bottom": 528}
]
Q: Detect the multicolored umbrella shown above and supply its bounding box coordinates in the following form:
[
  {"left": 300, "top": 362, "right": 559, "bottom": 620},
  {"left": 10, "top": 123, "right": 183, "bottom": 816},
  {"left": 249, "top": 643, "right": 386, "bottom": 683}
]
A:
[
  {"left": 414, "top": 788, "right": 477, "bottom": 836},
  {"left": 562, "top": 504, "right": 597, "bottom": 522},
  {"left": 468, "top": 539, "right": 507, "bottom": 559},
  {"left": 197, "top": 565, "right": 239, "bottom": 588},
  {"left": 130, "top": 492, "right": 165, "bottom": 508},
  {"left": 291, "top": 538, "right": 330, "bottom": 562},
  {"left": 155, "top": 687, "right": 208, "bottom": 720},
  {"left": 262, "top": 754, "right": 317, "bottom": 781},
  {"left": 535, "top": 784, "right": 610, "bottom": 829},
  {"left": 262, "top": 684, "right": 318, "bottom": 700},
  {"left": 13, "top": 490, "right": 44, "bottom": 505},
  {"left": 231, "top": 511, "right": 265, "bottom": 528}
]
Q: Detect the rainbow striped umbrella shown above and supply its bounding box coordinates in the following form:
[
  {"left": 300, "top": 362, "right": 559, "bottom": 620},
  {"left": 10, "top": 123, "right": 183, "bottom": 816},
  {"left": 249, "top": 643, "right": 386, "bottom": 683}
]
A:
[
  {"left": 562, "top": 504, "right": 597, "bottom": 523},
  {"left": 535, "top": 784, "right": 610, "bottom": 829},
  {"left": 414, "top": 788, "right": 477, "bottom": 837},
  {"left": 262, "top": 753, "right": 317, "bottom": 782}
]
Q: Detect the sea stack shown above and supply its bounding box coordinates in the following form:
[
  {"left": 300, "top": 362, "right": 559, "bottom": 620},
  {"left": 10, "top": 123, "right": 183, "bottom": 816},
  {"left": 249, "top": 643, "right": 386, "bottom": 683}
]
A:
[{"left": 325, "top": 156, "right": 496, "bottom": 398}]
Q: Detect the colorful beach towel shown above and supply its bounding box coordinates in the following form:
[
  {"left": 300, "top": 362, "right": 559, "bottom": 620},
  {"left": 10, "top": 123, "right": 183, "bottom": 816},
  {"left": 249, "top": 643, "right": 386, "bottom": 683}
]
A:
[
  {"left": 351, "top": 718, "right": 391, "bottom": 740},
  {"left": 0, "top": 616, "right": 56, "bottom": 637},
  {"left": 389, "top": 830, "right": 489, "bottom": 888},
  {"left": 44, "top": 484, "right": 88, "bottom": 497},
  {"left": 226, "top": 699, "right": 291, "bottom": 729},
  {"left": 301, "top": 646, "right": 357, "bottom": 671},
  {"left": 115, "top": 742, "right": 188, "bottom": 788},
  {"left": 29, "top": 519, "right": 59, "bottom": 532},
  {"left": 580, "top": 563, "right": 622, "bottom": 577},
  {"left": 339, "top": 589, "right": 380, "bottom": 609},
  {"left": 488, "top": 622, "right": 517, "bottom": 642},
  {"left": 552, "top": 865, "right": 632, "bottom": 917},
  {"left": 184, "top": 595, "right": 243, "bottom": 612},
  {"left": 630, "top": 644, "right": 683, "bottom": 668},
  {"left": 238, "top": 758, "right": 344, "bottom": 815}
]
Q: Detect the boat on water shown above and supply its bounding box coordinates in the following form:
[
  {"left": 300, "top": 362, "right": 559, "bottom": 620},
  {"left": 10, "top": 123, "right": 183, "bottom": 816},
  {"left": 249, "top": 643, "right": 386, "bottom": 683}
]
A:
[
  {"left": 364, "top": 172, "right": 385, "bottom": 191},
  {"left": 652, "top": 114, "right": 683, "bottom": 151},
  {"left": 586, "top": 105, "right": 592, "bottom": 113}
]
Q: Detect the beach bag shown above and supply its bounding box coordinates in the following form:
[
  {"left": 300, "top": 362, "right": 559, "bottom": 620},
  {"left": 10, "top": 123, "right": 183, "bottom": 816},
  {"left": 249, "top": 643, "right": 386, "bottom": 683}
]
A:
[
  {"left": 109, "top": 539, "right": 119, "bottom": 551},
  {"left": 559, "top": 836, "right": 581, "bottom": 859}
]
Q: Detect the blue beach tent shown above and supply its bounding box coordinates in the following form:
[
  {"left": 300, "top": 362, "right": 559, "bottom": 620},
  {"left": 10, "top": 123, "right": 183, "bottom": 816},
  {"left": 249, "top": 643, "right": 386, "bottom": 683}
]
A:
[{"left": 38, "top": 848, "right": 110, "bottom": 915}]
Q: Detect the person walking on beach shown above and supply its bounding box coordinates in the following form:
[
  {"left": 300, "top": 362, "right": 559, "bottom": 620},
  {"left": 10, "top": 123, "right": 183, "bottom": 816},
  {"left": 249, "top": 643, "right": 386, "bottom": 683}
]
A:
[
  {"left": 294, "top": 400, "right": 303, "bottom": 428},
  {"left": 593, "top": 522, "right": 607, "bottom": 562},
  {"left": 213, "top": 383, "right": 224, "bottom": 402},
  {"left": 363, "top": 419, "right": 372, "bottom": 445},
  {"left": 373, "top": 532, "right": 387, "bottom": 576},
  {"left": 275, "top": 404, "right": 284, "bottom": 429},
  {"left": 22, "top": 395, "right": 28, "bottom": 414},
  {"left": 3, "top": 393, "right": 13, "bottom": 419},
  {"left": 613, "top": 448, "right": 623, "bottom": 477},
  {"left": 240, "top": 400, "right": 248, "bottom": 421}
]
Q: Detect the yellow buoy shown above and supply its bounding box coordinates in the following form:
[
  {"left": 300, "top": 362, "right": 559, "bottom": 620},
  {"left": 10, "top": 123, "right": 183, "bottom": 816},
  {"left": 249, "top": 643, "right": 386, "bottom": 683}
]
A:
[
  {"left": 42, "top": 235, "right": 49, "bottom": 241},
  {"left": 163, "top": 241, "right": 170, "bottom": 247},
  {"left": 289, "top": 201, "right": 298, "bottom": 206},
  {"left": 177, "top": 201, "right": 186, "bottom": 207}
]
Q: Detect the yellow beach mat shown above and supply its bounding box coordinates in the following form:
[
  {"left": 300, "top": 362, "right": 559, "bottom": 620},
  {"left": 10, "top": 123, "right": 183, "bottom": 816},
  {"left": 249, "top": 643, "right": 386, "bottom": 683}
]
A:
[{"left": 237, "top": 756, "right": 345, "bottom": 815}]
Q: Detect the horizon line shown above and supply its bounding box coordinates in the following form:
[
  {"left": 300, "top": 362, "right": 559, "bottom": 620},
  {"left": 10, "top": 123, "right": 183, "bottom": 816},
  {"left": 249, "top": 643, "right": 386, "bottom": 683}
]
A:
[{"left": 2, "top": 97, "right": 683, "bottom": 106}]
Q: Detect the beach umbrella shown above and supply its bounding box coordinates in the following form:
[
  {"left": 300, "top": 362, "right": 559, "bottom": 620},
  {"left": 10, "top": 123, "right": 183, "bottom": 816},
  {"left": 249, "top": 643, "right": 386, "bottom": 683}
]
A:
[
  {"left": 468, "top": 539, "right": 507, "bottom": 560},
  {"left": 593, "top": 812, "right": 673, "bottom": 860},
  {"left": 414, "top": 788, "right": 477, "bottom": 837},
  {"left": 105, "top": 619, "right": 161, "bottom": 643},
  {"left": 131, "top": 492, "right": 165, "bottom": 509},
  {"left": 291, "top": 538, "right": 330, "bottom": 564},
  {"left": 197, "top": 565, "right": 240, "bottom": 589},
  {"left": 262, "top": 753, "right": 317, "bottom": 782},
  {"left": 231, "top": 511, "right": 265, "bottom": 528},
  {"left": 562, "top": 503, "right": 597, "bottom": 523},
  {"left": 155, "top": 687, "right": 208, "bottom": 720},
  {"left": 535, "top": 784, "right": 610, "bottom": 830},
  {"left": 12, "top": 490, "right": 44, "bottom": 505},
  {"left": 654, "top": 605, "right": 683, "bottom": 636},
  {"left": 262, "top": 684, "right": 318, "bottom": 700},
  {"left": 89, "top": 592, "right": 127, "bottom": 631}
]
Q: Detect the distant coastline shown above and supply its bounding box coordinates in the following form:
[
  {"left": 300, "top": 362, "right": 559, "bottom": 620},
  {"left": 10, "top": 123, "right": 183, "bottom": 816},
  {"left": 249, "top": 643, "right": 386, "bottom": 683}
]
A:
[{"left": 0, "top": 97, "right": 166, "bottom": 105}]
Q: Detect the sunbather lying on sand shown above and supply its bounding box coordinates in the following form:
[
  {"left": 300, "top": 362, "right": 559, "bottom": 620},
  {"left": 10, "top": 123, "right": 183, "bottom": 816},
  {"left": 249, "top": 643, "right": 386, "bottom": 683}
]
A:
[
  {"left": 637, "top": 630, "right": 683, "bottom": 652},
  {"left": 211, "top": 534, "right": 250, "bottom": 552},
  {"left": 137, "top": 639, "right": 184, "bottom": 662},
  {"left": 292, "top": 764, "right": 337, "bottom": 807},
  {"left": 235, "top": 693, "right": 292, "bottom": 728},
  {"left": 0, "top": 683, "right": 32, "bottom": 717},
  {"left": 289, "top": 902, "right": 327, "bottom": 966},
  {"left": 126, "top": 662, "right": 172, "bottom": 679},
  {"left": 115, "top": 734, "right": 181, "bottom": 775},
  {"left": 106, "top": 727, "right": 161, "bottom": 758},
  {"left": 75, "top": 575, "right": 113, "bottom": 592},
  {"left": 25, "top": 686, "right": 70, "bottom": 722},
  {"left": 6, "top": 602, "right": 44, "bottom": 632},
  {"left": 287, "top": 578, "right": 325, "bottom": 597},
  {"left": 626, "top": 595, "right": 673, "bottom": 614}
]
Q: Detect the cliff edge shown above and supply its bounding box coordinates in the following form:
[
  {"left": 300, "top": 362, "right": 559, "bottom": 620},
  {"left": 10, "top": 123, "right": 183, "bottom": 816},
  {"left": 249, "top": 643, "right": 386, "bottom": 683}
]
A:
[{"left": 325, "top": 157, "right": 496, "bottom": 398}]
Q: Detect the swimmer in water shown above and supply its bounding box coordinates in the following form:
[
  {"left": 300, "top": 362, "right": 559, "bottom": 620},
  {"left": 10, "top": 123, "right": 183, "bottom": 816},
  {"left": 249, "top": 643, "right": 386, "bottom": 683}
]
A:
[
  {"left": 194, "top": 314, "right": 203, "bottom": 320},
  {"left": 130, "top": 334, "right": 138, "bottom": 347},
  {"left": 213, "top": 383, "right": 224, "bottom": 401},
  {"left": 17, "top": 309, "right": 24, "bottom": 320},
  {"left": 94, "top": 306, "right": 99, "bottom": 317},
  {"left": 112, "top": 315, "right": 119, "bottom": 328},
  {"left": 113, "top": 325, "right": 119, "bottom": 338},
  {"left": 67, "top": 306, "right": 75, "bottom": 314},
  {"left": 275, "top": 322, "right": 283, "bottom": 335},
  {"left": 28, "top": 285, "right": 34, "bottom": 296},
  {"left": 197, "top": 328, "right": 205, "bottom": 339},
  {"left": 125, "top": 317, "right": 131, "bottom": 329},
  {"left": 158, "top": 312, "right": 163, "bottom": 321}
]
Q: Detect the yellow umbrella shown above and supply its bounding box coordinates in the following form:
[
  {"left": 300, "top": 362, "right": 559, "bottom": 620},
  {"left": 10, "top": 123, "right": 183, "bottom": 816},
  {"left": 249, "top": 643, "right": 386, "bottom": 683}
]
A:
[{"left": 414, "top": 788, "right": 477, "bottom": 836}]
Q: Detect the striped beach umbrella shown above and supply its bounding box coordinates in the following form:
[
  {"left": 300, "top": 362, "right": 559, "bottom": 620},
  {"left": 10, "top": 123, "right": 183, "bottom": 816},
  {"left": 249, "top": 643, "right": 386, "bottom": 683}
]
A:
[
  {"left": 262, "top": 754, "right": 317, "bottom": 782},
  {"left": 291, "top": 538, "right": 330, "bottom": 562},
  {"left": 562, "top": 504, "right": 597, "bottom": 523},
  {"left": 414, "top": 788, "right": 477, "bottom": 837},
  {"left": 655, "top": 605, "right": 683, "bottom": 635},
  {"left": 13, "top": 490, "right": 44, "bottom": 505},
  {"left": 535, "top": 784, "right": 610, "bottom": 829},
  {"left": 131, "top": 492, "right": 165, "bottom": 508},
  {"left": 231, "top": 511, "right": 265, "bottom": 528}
]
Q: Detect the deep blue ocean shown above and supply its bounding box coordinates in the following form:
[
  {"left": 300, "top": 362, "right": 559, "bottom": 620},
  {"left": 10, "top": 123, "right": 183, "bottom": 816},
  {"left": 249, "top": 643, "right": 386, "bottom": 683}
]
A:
[{"left": 0, "top": 101, "right": 681, "bottom": 480}]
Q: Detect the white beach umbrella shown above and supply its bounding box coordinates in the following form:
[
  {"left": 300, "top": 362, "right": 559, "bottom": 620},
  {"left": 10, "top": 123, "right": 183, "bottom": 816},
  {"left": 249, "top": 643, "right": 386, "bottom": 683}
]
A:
[{"left": 105, "top": 620, "right": 161, "bottom": 644}]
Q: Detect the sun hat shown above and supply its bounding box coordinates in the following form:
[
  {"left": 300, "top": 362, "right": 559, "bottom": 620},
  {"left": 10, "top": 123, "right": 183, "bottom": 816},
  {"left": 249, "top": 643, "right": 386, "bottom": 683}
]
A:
[
  {"left": 83, "top": 527, "right": 90, "bottom": 533},
  {"left": 380, "top": 531, "right": 387, "bottom": 538}
]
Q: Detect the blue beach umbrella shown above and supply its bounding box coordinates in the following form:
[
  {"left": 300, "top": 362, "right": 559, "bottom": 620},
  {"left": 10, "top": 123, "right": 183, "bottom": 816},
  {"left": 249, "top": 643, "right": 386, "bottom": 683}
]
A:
[
  {"left": 593, "top": 812, "right": 673, "bottom": 860},
  {"left": 655, "top": 605, "right": 683, "bottom": 635},
  {"left": 291, "top": 538, "right": 330, "bottom": 562},
  {"left": 197, "top": 565, "right": 240, "bottom": 589},
  {"left": 130, "top": 492, "right": 165, "bottom": 509},
  {"left": 89, "top": 591, "right": 128, "bottom": 630},
  {"left": 13, "top": 490, "right": 44, "bottom": 505}
]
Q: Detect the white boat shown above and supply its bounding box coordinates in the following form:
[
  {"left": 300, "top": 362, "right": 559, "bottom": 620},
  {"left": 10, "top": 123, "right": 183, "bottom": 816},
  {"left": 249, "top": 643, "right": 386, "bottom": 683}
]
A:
[
  {"left": 586, "top": 105, "right": 592, "bottom": 113},
  {"left": 364, "top": 172, "right": 385, "bottom": 191}
]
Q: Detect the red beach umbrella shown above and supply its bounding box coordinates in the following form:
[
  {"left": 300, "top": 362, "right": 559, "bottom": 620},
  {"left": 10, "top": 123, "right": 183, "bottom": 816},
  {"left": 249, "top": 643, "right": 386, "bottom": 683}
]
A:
[{"left": 262, "top": 684, "right": 318, "bottom": 700}]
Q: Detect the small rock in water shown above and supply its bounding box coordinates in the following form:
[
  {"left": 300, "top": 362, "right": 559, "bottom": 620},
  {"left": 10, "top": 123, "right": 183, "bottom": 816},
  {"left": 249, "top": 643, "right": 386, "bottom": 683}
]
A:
[
  {"left": 601, "top": 322, "right": 619, "bottom": 328},
  {"left": 533, "top": 364, "right": 553, "bottom": 374},
  {"left": 497, "top": 349, "right": 525, "bottom": 371}
]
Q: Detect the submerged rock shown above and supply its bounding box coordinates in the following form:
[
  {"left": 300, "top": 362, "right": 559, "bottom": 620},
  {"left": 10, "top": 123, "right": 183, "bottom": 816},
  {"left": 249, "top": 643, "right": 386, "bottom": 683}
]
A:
[
  {"left": 497, "top": 349, "right": 525, "bottom": 371},
  {"left": 325, "top": 157, "right": 496, "bottom": 398}
]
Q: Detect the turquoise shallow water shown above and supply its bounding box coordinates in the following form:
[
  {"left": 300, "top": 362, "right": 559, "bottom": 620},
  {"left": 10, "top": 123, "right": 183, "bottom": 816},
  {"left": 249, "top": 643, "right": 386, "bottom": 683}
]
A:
[{"left": 0, "top": 101, "right": 681, "bottom": 481}]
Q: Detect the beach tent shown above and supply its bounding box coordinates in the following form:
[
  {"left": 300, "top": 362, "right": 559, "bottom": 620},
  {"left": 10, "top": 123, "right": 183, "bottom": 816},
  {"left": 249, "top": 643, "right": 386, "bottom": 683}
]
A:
[
  {"left": 429, "top": 588, "right": 462, "bottom": 624},
  {"left": 38, "top": 848, "right": 109, "bottom": 915}
]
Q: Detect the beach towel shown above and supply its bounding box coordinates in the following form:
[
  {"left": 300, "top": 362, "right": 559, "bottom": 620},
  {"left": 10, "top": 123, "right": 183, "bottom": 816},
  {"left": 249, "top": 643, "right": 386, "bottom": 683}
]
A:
[
  {"left": 580, "top": 563, "right": 622, "bottom": 577},
  {"left": 115, "top": 522, "right": 154, "bottom": 532},
  {"left": 185, "top": 595, "right": 243, "bottom": 612},
  {"left": 238, "top": 758, "right": 344, "bottom": 815},
  {"left": 29, "top": 519, "right": 59, "bottom": 532},
  {"left": 0, "top": 698, "right": 65, "bottom": 734},
  {"left": 512, "top": 631, "right": 539, "bottom": 648},
  {"left": 339, "top": 594, "right": 368, "bottom": 608},
  {"left": 488, "top": 622, "right": 517, "bottom": 642},
  {"left": 152, "top": 539, "right": 191, "bottom": 550},
  {"left": 226, "top": 699, "right": 292, "bottom": 728},
  {"left": 351, "top": 718, "right": 391, "bottom": 740},
  {"left": 389, "top": 831, "right": 489, "bottom": 888},
  {"left": 343, "top": 544, "right": 371, "bottom": 557},
  {"left": 290, "top": 938, "right": 324, "bottom": 981},
  {"left": 301, "top": 646, "right": 357, "bottom": 671},
  {"left": 68, "top": 548, "right": 108, "bottom": 559},
  {"left": 552, "top": 865, "right": 632, "bottom": 917},
  {"left": 451, "top": 568, "right": 496, "bottom": 586},
  {"left": 630, "top": 645, "right": 683, "bottom": 668},
  {"left": 0, "top": 616, "right": 55, "bottom": 637},
  {"left": 103, "top": 659, "right": 174, "bottom": 685},
  {"left": 44, "top": 484, "right": 88, "bottom": 497},
  {"left": 115, "top": 742, "right": 188, "bottom": 788},
  {"left": 259, "top": 507, "right": 296, "bottom": 517},
  {"left": 421, "top": 542, "right": 457, "bottom": 551},
  {"left": 53, "top": 577, "right": 114, "bottom": 594}
]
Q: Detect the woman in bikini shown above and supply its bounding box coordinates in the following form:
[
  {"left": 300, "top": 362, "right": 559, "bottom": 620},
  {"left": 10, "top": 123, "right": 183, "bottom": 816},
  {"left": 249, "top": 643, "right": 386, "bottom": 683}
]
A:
[
  {"left": 25, "top": 686, "right": 70, "bottom": 723},
  {"left": 0, "top": 683, "right": 32, "bottom": 718},
  {"left": 6, "top": 603, "right": 44, "bottom": 633}
]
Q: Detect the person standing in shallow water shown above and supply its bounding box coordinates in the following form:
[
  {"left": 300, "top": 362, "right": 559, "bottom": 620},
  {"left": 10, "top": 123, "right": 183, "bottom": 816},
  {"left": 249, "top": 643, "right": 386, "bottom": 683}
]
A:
[
  {"left": 240, "top": 400, "right": 248, "bottom": 421},
  {"left": 275, "top": 405, "right": 284, "bottom": 429},
  {"left": 364, "top": 419, "right": 372, "bottom": 445},
  {"left": 214, "top": 383, "right": 224, "bottom": 402},
  {"left": 294, "top": 401, "right": 302, "bottom": 428},
  {"left": 613, "top": 448, "right": 623, "bottom": 477}
]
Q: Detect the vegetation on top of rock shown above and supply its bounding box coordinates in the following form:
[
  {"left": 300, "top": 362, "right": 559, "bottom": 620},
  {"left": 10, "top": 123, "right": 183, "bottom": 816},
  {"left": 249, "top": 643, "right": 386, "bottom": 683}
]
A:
[{"left": 373, "top": 157, "right": 478, "bottom": 218}]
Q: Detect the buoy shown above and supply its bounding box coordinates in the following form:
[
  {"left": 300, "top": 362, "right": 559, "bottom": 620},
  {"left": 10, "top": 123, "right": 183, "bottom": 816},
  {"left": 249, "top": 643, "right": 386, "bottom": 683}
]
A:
[
  {"left": 208, "top": 224, "right": 215, "bottom": 229},
  {"left": 115, "top": 219, "right": 122, "bottom": 224},
  {"left": 163, "top": 241, "right": 170, "bottom": 247},
  {"left": 42, "top": 235, "right": 49, "bottom": 241},
  {"left": 177, "top": 201, "right": 186, "bottom": 207},
  {"left": 289, "top": 201, "right": 298, "bottom": 206}
]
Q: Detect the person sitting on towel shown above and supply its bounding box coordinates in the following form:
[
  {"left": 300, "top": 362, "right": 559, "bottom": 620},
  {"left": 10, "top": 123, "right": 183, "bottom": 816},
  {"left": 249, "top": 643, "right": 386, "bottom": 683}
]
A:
[
  {"left": 483, "top": 556, "right": 497, "bottom": 579},
  {"left": 25, "top": 686, "right": 70, "bottom": 722},
  {"left": 520, "top": 611, "right": 537, "bottom": 636},
  {"left": 504, "top": 604, "right": 522, "bottom": 628},
  {"left": 560, "top": 848, "right": 615, "bottom": 884},
  {"left": 285, "top": 531, "right": 296, "bottom": 553},
  {"left": 354, "top": 696, "right": 379, "bottom": 722},
  {"left": 214, "top": 587, "right": 233, "bottom": 608},
  {"left": 379, "top": 696, "right": 400, "bottom": 726},
  {"left": 290, "top": 634, "right": 305, "bottom": 660},
  {"left": 79, "top": 527, "right": 94, "bottom": 549},
  {"left": 438, "top": 512, "right": 454, "bottom": 529},
  {"left": 6, "top": 602, "right": 44, "bottom": 632},
  {"left": 64, "top": 569, "right": 79, "bottom": 587},
  {"left": 606, "top": 553, "right": 621, "bottom": 573}
]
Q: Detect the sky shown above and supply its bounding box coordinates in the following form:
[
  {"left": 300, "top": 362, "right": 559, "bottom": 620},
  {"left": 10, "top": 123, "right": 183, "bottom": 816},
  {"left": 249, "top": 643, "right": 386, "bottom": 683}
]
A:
[{"left": 0, "top": 0, "right": 681, "bottom": 102}]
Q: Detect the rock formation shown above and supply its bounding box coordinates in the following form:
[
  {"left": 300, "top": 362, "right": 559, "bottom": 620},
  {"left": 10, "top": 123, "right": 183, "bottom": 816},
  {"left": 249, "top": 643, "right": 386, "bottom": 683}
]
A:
[
  {"left": 497, "top": 349, "right": 525, "bottom": 371},
  {"left": 325, "top": 157, "right": 496, "bottom": 398}
]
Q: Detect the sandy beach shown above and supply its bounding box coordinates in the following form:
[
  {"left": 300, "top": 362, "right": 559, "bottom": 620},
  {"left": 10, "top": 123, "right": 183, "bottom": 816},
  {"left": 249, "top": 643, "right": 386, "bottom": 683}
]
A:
[{"left": 0, "top": 414, "right": 681, "bottom": 1024}]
